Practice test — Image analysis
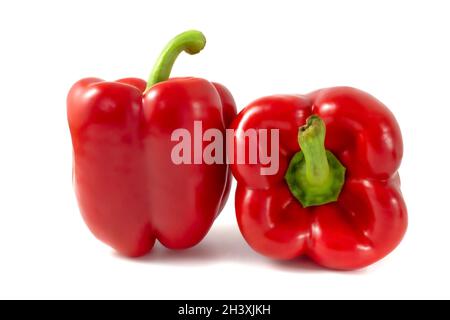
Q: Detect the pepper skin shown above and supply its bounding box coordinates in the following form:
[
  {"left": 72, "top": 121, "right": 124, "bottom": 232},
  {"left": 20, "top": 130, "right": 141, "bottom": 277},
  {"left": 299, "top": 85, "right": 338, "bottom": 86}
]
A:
[
  {"left": 231, "top": 87, "right": 407, "bottom": 270},
  {"left": 67, "top": 31, "right": 236, "bottom": 257}
]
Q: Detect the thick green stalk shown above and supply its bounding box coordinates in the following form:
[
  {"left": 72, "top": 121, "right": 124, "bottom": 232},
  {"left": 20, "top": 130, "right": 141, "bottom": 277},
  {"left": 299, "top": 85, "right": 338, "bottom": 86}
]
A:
[
  {"left": 285, "top": 115, "right": 346, "bottom": 207},
  {"left": 298, "top": 116, "right": 330, "bottom": 186},
  {"left": 146, "top": 30, "right": 206, "bottom": 89}
]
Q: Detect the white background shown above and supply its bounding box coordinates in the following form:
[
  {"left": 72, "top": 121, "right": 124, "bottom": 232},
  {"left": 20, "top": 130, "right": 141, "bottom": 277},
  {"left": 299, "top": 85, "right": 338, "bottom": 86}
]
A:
[{"left": 0, "top": 0, "right": 449, "bottom": 299}]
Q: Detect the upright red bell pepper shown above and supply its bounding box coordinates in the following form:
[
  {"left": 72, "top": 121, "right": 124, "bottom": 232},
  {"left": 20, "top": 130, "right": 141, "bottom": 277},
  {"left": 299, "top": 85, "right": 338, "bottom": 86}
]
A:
[
  {"left": 67, "top": 31, "right": 236, "bottom": 257},
  {"left": 231, "top": 87, "right": 407, "bottom": 270}
]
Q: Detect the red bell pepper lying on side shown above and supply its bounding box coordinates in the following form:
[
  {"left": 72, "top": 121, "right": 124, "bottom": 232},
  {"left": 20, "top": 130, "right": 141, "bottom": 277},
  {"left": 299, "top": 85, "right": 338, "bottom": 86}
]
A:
[
  {"left": 231, "top": 87, "right": 407, "bottom": 270},
  {"left": 67, "top": 31, "right": 236, "bottom": 257}
]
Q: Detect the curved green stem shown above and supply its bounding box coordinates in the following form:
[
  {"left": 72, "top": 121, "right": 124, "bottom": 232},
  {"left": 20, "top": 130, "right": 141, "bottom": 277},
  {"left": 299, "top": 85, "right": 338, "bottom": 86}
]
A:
[{"left": 146, "top": 30, "right": 206, "bottom": 89}]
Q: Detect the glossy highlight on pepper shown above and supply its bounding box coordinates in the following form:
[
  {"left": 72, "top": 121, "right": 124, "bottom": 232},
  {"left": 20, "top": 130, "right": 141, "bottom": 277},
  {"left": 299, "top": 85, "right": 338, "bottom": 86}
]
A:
[{"left": 67, "top": 30, "right": 237, "bottom": 257}]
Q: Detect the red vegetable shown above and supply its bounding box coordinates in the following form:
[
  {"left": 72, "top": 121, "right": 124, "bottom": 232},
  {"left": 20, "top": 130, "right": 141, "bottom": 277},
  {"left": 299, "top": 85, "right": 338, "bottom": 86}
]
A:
[
  {"left": 230, "top": 87, "right": 407, "bottom": 270},
  {"left": 67, "top": 31, "right": 236, "bottom": 257}
]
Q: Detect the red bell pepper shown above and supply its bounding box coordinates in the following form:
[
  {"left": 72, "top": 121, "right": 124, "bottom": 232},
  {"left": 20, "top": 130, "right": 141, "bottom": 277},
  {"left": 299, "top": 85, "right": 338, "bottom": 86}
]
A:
[
  {"left": 231, "top": 87, "right": 407, "bottom": 270},
  {"left": 67, "top": 31, "right": 236, "bottom": 257}
]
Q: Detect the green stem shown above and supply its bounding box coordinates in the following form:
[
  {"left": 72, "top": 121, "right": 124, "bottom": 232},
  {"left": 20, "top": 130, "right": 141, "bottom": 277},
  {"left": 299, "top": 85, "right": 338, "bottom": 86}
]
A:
[
  {"left": 146, "top": 30, "right": 206, "bottom": 89},
  {"left": 298, "top": 115, "right": 330, "bottom": 186},
  {"left": 284, "top": 115, "right": 346, "bottom": 207}
]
